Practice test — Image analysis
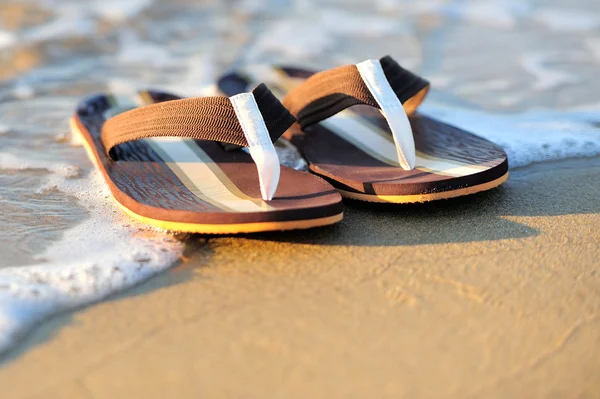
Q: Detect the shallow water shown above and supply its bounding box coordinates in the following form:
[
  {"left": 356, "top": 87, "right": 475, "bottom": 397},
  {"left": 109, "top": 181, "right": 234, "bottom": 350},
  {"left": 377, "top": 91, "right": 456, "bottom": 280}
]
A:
[{"left": 0, "top": 0, "right": 599, "bottom": 354}]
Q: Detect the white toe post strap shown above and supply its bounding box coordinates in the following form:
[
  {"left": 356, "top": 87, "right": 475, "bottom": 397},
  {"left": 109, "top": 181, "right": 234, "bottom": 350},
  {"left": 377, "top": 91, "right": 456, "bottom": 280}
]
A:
[
  {"left": 229, "top": 92, "right": 281, "bottom": 201},
  {"left": 356, "top": 59, "right": 416, "bottom": 170},
  {"left": 281, "top": 55, "right": 429, "bottom": 172}
]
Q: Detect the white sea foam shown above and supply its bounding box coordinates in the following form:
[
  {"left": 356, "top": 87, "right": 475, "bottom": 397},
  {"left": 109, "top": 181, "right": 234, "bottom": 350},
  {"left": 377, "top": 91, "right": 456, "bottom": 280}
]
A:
[
  {"left": 447, "top": 0, "right": 530, "bottom": 28},
  {"left": 248, "top": 20, "right": 335, "bottom": 61},
  {"left": 116, "top": 30, "right": 176, "bottom": 68},
  {"left": 12, "top": 84, "right": 35, "bottom": 100},
  {"left": 108, "top": 53, "right": 216, "bottom": 98},
  {"left": 318, "top": 9, "right": 404, "bottom": 37},
  {"left": 88, "top": 0, "right": 152, "bottom": 22},
  {"left": 19, "top": 0, "right": 150, "bottom": 48},
  {"left": 402, "top": 0, "right": 530, "bottom": 27},
  {"left": 0, "top": 152, "right": 80, "bottom": 178},
  {"left": 520, "top": 53, "right": 580, "bottom": 91},
  {"left": 23, "top": 16, "right": 94, "bottom": 44},
  {"left": 0, "top": 151, "right": 184, "bottom": 354},
  {"left": 0, "top": 31, "right": 16, "bottom": 49},
  {"left": 421, "top": 104, "right": 600, "bottom": 167},
  {"left": 534, "top": 9, "right": 600, "bottom": 32},
  {"left": 585, "top": 38, "right": 600, "bottom": 64}
]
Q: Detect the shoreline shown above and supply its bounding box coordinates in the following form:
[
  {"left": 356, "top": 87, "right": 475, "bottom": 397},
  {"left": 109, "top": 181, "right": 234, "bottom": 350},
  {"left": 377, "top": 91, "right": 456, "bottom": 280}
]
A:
[{"left": 2, "top": 156, "right": 599, "bottom": 398}]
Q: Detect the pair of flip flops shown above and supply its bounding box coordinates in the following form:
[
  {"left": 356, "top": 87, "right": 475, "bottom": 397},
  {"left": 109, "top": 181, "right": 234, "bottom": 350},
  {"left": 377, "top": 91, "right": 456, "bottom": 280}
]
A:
[{"left": 71, "top": 56, "right": 508, "bottom": 234}]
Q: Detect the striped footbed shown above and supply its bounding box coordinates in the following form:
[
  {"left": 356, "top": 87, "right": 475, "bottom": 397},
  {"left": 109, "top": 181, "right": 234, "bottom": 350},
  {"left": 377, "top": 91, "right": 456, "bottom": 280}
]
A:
[
  {"left": 218, "top": 66, "right": 508, "bottom": 197},
  {"left": 73, "top": 90, "right": 343, "bottom": 224}
]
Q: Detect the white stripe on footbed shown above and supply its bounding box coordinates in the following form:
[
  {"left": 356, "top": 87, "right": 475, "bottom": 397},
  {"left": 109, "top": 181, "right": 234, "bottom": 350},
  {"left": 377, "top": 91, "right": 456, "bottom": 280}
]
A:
[
  {"left": 229, "top": 92, "right": 281, "bottom": 201},
  {"left": 356, "top": 59, "right": 416, "bottom": 171},
  {"left": 321, "top": 111, "right": 490, "bottom": 177},
  {"left": 110, "top": 92, "right": 273, "bottom": 213},
  {"left": 144, "top": 138, "right": 272, "bottom": 212}
]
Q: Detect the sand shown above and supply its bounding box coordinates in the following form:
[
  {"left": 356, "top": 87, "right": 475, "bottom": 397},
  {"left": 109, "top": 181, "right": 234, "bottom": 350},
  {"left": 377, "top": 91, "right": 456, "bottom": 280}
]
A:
[
  {"left": 1, "top": 0, "right": 599, "bottom": 396},
  {"left": 1, "top": 157, "right": 598, "bottom": 399}
]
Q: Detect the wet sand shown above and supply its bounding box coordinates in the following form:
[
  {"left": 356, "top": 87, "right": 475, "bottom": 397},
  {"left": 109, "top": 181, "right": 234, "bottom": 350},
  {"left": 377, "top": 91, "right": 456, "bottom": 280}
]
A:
[{"left": 1, "top": 157, "right": 599, "bottom": 399}]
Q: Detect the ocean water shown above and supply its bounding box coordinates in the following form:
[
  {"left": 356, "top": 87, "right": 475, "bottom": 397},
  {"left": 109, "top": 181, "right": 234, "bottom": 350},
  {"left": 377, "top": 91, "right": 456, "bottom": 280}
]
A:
[{"left": 0, "top": 0, "right": 599, "bottom": 354}]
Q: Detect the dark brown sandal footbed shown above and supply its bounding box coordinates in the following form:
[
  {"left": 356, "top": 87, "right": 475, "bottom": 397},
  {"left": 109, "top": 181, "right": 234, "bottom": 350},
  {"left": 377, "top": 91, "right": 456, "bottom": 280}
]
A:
[
  {"left": 71, "top": 90, "right": 343, "bottom": 233},
  {"left": 218, "top": 62, "right": 509, "bottom": 203}
]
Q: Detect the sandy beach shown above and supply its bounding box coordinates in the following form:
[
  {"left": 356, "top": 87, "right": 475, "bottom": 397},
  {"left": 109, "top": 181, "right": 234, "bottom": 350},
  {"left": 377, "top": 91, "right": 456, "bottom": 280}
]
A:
[
  {"left": 2, "top": 156, "right": 599, "bottom": 398},
  {"left": 1, "top": 0, "right": 599, "bottom": 397}
]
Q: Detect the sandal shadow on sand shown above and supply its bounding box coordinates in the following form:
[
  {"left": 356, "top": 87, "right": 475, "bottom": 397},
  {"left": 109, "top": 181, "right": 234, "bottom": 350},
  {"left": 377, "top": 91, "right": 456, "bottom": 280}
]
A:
[
  {"left": 70, "top": 84, "right": 344, "bottom": 234},
  {"left": 219, "top": 56, "right": 509, "bottom": 203}
]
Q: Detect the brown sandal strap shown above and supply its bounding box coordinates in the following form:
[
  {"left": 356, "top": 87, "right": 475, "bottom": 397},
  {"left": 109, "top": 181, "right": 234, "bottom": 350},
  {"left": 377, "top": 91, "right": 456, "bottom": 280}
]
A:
[
  {"left": 101, "top": 83, "right": 296, "bottom": 156},
  {"left": 282, "top": 56, "right": 430, "bottom": 129}
]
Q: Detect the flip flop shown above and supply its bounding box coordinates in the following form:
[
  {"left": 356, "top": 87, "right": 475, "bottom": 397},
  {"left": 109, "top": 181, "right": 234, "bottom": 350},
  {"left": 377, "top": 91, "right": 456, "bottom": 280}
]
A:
[
  {"left": 218, "top": 56, "right": 509, "bottom": 203},
  {"left": 70, "top": 84, "right": 344, "bottom": 233}
]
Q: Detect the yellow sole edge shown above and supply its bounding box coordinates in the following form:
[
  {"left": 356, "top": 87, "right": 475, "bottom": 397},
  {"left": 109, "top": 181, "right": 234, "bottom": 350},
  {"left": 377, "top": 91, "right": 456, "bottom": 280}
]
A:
[
  {"left": 70, "top": 117, "right": 343, "bottom": 234},
  {"left": 338, "top": 172, "right": 509, "bottom": 203},
  {"left": 116, "top": 203, "right": 343, "bottom": 234}
]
